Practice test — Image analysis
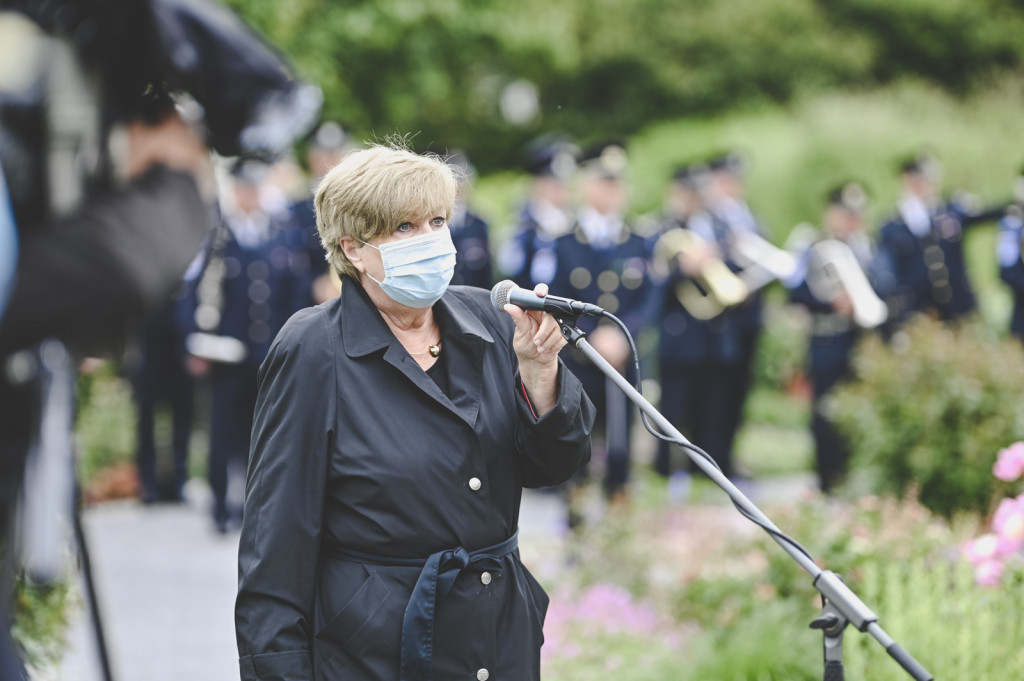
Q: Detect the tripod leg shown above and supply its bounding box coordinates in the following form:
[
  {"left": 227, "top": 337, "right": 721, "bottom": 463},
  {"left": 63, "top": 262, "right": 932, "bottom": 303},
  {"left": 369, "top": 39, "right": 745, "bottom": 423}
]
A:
[{"left": 72, "top": 496, "right": 116, "bottom": 681}]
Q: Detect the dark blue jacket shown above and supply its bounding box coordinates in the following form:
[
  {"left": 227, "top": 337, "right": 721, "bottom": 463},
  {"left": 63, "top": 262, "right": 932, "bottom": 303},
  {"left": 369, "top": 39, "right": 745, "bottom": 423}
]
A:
[
  {"left": 548, "top": 220, "right": 654, "bottom": 340},
  {"left": 183, "top": 214, "right": 310, "bottom": 367},
  {"left": 876, "top": 201, "right": 976, "bottom": 326},
  {"left": 498, "top": 202, "right": 564, "bottom": 289},
  {"left": 287, "top": 196, "right": 330, "bottom": 302},
  {"left": 450, "top": 208, "right": 494, "bottom": 290},
  {"left": 999, "top": 209, "right": 1024, "bottom": 339}
]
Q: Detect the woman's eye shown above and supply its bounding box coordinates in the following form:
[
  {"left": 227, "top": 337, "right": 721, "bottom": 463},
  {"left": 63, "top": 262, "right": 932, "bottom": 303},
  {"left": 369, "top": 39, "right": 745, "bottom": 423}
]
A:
[
  {"left": 431, "top": 217, "right": 447, "bottom": 228},
  {"left": 396, "top": 222, "right": 413, "bottom": 233}
]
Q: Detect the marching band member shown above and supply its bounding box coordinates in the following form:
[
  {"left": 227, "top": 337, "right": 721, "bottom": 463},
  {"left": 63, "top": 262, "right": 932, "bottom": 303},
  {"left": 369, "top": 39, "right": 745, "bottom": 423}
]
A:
[
  {"left": 876, "top": 154, "right": 978, "bottom": 329},
  {"left": 498, "top": 135, "right": 579, "bottom": 289},
  {"left": 998, "top": 166, "right": 1024, "bottom": 343},
  {"left": 789, "top": 182, "right": 888, "bottom": 492},
  {"left": 700, "top": 151, "right": 767, "bottom": 480},
  {"left": 184, "top": 160, "right": 310, "bottom": 532},
  {"left": 650, "top": 163, "right": 744, "bottom": 482},
  {"left": 549, "top": 140, "right": 654, "bottom": 501}
]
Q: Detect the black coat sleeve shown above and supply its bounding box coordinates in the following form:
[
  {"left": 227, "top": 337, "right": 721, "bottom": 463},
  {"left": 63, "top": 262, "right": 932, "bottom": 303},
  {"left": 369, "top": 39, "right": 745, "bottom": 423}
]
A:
[
  {"left": 514, "top": 358, "right": 595, "bottom": 489},
  {"left": 236, "top": 307, "right": 335, "bottom": 681}
]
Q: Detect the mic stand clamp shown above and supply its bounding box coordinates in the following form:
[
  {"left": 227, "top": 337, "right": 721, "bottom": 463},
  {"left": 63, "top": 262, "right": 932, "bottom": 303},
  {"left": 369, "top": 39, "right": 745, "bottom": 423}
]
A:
[{"left": 810, "top": 596, "right": 849, "bottom": 681}]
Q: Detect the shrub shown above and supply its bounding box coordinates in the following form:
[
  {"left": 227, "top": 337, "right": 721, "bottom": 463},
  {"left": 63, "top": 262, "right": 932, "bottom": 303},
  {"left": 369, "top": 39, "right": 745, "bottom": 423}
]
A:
[
  {"left": 830, "top": 317, "right": 1024, "bottom": 517},
  {"left": 74, "top": 364, "right": 137, "bottom": 490}
]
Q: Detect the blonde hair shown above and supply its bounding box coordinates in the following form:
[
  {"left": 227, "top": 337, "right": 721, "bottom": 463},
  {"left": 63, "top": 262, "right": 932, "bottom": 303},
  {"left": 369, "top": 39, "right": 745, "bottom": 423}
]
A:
[{"left": 315, "top": 143, "right": 461, "bottom": 279}]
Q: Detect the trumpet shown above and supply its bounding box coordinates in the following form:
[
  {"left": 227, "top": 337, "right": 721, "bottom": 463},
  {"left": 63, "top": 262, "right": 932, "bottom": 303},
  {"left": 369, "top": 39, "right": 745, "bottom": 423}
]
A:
[
  {"left": 806, "top": 238, "right": 888, "bottom": 329},
  {"left": 655, "top": 228, "right": 798, "bottom": 320}
]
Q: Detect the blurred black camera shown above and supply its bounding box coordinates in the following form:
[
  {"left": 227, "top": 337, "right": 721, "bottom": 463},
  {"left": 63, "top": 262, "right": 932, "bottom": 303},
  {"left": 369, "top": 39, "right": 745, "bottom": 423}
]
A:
[{"left": 0, "top": 0, "right": 322, "bottom": 225}]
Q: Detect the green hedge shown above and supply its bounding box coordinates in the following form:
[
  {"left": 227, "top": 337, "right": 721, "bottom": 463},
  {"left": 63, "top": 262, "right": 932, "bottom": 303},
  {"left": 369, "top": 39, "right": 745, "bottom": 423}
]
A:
[{"left": 831, "top": 317, "right": 1024, "bottom": 517}]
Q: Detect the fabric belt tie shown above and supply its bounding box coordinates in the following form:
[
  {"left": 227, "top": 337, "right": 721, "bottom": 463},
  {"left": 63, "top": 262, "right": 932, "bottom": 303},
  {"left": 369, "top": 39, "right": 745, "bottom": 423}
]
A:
[{"left": 326, "top": 530, "right": 519, "bottom": 681}]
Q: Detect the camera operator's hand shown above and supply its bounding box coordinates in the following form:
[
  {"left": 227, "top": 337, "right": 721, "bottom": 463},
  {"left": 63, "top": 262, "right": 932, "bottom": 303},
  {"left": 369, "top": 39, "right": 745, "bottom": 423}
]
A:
[{"left": 123, "top": 113, "right": 215, "bottom": 203}]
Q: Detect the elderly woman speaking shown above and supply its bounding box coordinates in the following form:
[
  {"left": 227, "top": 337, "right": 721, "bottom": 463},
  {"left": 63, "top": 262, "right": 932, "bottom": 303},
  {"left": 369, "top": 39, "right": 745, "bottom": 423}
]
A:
[{"left": 235, "top": 144, "right": 595, "bottom": 681}]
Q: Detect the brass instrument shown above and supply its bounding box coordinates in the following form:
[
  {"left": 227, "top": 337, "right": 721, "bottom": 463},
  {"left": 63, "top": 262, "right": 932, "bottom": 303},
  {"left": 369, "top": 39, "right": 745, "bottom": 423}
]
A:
[
  {"left": 655, "top": 228, "right": 798, "bottom": 320},
  {"left": 806, "top": 239, "right": 888, "bottom": 329},
  {"left": 654, "top": 227, "right": 748, "bottom": 320}
]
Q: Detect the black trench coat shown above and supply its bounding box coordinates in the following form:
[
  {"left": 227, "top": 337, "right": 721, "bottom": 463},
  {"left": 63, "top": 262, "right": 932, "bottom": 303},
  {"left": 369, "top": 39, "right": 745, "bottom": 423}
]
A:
[{"left": 235, "top": 278, "right": 595, "bottom": 681}]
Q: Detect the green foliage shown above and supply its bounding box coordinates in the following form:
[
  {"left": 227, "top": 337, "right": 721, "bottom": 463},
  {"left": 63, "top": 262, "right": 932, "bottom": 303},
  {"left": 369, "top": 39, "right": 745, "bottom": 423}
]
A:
[
  {"left": 74, "top": 364, "right": 136, "bottom": 485},
  {"left": 831, "top": 317, "right": 1024, "bottom": 517},
  {"left": 751, "top": 300, "right": 807, "bottom": 393},
  {"left": 225, "top": 0, "right": 1024, "bottom": 169},
  {"left": 10, "top": 573, "right": 73, "bottom": 670},
  {"left": 844, "top": 558, "right": 1024, "bottom": 680}
]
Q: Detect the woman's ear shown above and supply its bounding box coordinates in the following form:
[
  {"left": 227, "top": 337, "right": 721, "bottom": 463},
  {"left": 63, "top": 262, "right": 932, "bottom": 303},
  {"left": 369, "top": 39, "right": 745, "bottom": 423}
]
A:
[{"left": 340, "top": 237, "right": 364, "bottom": 274}]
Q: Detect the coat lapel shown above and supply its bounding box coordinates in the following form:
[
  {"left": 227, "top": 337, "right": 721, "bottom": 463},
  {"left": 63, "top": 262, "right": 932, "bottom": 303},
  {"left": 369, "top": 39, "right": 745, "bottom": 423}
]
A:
[{"left": 339, "top": 278, "right": 492, "bottom": 430}]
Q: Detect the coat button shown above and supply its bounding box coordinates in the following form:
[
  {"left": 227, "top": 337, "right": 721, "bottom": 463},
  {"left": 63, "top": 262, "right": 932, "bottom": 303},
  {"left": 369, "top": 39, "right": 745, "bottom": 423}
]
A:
[
  {"left": 476, "top": 669, "right": 489, "bottom": 681},
  {"left": 480, "top": 571, "right": 492, "bottom": 585},
  {"left": 469, "top": 477, "right": 482, "bottom": 491}
]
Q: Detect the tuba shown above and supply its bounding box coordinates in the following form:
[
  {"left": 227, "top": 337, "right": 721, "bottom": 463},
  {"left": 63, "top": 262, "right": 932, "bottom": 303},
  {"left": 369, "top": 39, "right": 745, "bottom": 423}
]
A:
[{"left": 805, "top": 239, "right": 888, "bottom": 329}]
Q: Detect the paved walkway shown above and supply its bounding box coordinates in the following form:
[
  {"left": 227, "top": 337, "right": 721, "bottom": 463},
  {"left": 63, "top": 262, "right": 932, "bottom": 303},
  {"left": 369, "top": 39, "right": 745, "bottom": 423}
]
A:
[
  {"left": 44, "top": 473, "right": 812, "bottom": 681},
  {"left": 46, "top": 484, "right": 566, "bottom": 681}
]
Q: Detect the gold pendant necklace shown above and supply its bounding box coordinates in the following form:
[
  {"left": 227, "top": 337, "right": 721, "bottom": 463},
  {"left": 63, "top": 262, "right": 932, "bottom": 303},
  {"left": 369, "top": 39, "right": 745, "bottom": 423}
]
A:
[{"left": 409, "top": 340, "right": 442, "bottom": 357}]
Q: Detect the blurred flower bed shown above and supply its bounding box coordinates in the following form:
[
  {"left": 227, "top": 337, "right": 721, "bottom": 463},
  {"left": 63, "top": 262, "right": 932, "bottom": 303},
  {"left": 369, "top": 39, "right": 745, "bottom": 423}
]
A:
[
  {"left": 963, "top": 442, "right": 1024, "bottom": 585},
  {"left": 539, "top": 481, "right": 1024, "bottom": 680}
]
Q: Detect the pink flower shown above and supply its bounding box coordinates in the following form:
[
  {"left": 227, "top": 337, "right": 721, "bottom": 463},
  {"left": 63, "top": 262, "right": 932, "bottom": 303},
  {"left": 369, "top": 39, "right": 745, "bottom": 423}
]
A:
[
  {"left": 974, "top": 559, "right": 1005, "bottom": 586},
  {"left": 993, "top": 442, "right": 1024, "bottom": 482},
  {"left": 963, "top": 534, "right": 1000, "bottom": 565}
]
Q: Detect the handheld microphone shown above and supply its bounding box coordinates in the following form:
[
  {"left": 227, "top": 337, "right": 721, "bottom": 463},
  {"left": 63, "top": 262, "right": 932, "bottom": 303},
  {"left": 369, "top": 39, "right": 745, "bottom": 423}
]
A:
[{"left": 490, "top": 279, "right": 605, "bottom": 318}]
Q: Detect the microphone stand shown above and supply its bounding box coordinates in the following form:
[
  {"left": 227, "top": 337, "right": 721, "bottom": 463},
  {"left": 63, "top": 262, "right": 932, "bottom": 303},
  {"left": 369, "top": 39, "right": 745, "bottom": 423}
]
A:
[{"left": 553, "top": 315, "right": 933, "bottom": 681}]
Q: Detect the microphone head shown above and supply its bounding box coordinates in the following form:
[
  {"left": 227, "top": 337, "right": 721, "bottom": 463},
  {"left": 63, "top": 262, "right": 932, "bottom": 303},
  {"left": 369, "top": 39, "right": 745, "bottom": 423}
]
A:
[{"left": 490, "top": 279, "right": 517, "bottom": 312}]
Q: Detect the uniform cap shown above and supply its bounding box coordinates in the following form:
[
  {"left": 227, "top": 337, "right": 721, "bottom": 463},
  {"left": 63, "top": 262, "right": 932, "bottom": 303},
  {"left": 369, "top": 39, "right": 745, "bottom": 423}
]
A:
[
  {"left": 523, "top": 134, "right": 579, "bottom": 179},
  {"left": 827, "top": 181, "right": 869, "bottom": 213},
  {"left": 671, "top": 163, "right": 711, "bottom": 190},
  {"left": 899, "top": 153, "right": 941, "bottom": 182},
  {"left": 230, "top": 158, "right": 269, "bottom": 186},
  {"left": 579, "top": 139, "right": 628, "bottom": 179},
  {"left": 706, "top": 151, "right": 746, "bottom": 176},
  {"left": 309, "top": 121, "right": 347, "bottom": 151}
]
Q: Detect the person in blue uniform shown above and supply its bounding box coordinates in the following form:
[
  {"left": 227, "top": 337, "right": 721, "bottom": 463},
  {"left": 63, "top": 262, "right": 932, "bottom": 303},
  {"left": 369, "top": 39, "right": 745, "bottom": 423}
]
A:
[
  {"left": 288, "top": 122, "right": 350, "bottom": 306},
  {"left": 876, "top": 154, "right": 981, "bottom": 329},
  {"left": 789, "top": 182, "right": 886, "bottom": 492},
  {"left": 132, "top": 288, "right": 195, "bottom": 504},
  {"left": 184, "top": 160, "right": 309, "bottom": 532},
  {"left": 234, "top": 143, "right": 593, "bottom": 681},
  {"left": 549, "top": 140, "right": 654, "bottom": 500},
  {"left": 650, "top": 163, "right": 744, "bottom": 482},
  {"left": 998, "top": 167, "right": 1024, "bottom": 343},
  {"left": 498, "top": 135, "right": 578, "bottom": 289},
  {"left": 693, "top": 151, "right": 766, "bottom": 479},
  {"left": 445, "top": 150, "right": 494, "bottom": 289}
]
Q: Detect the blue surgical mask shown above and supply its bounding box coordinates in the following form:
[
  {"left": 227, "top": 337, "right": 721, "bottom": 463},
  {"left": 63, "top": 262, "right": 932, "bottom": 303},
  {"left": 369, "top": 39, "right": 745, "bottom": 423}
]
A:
[{"left": 361, "top": 228, "right": 457, "bottom": 308}]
